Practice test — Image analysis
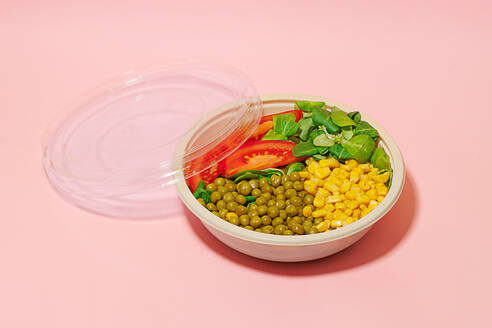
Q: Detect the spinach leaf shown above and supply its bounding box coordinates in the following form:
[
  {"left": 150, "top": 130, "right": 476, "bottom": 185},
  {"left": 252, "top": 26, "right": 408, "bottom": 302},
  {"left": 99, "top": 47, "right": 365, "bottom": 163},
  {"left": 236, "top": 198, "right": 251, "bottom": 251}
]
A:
[
  {"left": 229, "top": 168, "right": 284, "bottom": 183},
  {"left": 348, "top": 111, "right": 361, "bottom": 124},
  {"left": 295, "top": 101, "right": 326, "bottom": 112},
  {"left": 313, "top": 154, "right": 327, "bottom": 160},
  {"left": 312, "top": 106, "right": 330, "bottom": 127},
  {"left": 298, "top": 117, "right": 314, "bottom": 141},
  {"left": 328, "top": 143, "right": 353, "bottom": 160},
  {"left": 330, "top": 107, "right": 356, "bottom": 127},
  {"left": 341, "top": 134, "right": 376, "bottom": 163},
  {"left": 286, "top": 162, "right": 306, "bottom": 175},
  {"left": 293, "top": 140, "right": 318, "bottom": 157},
  {"left": 324, "top": 116, "right": 340, "bottom": 134},
  {"left": 370, "top": 147, "right": 391, "bottom": 171},
  {"left": 262, "top": 129, "right": 288, "bottom": 141},
  {"left": 341, "top": 126, "right": 354, "bottom": 140},
  {"left": 309, "top": 129, "right": 324, "bottom": 141},
  {"left": 273, "top": 116, "right": 299, "bottom": 137},
  {"left": 313, "top": 133, "right": 335, "bottom": 147},
  {"left": 354, "top": 121, "right": 379, "bottom": 140},
  {"left": 193, "top": 180, "right": 211, "bottom": 204}
]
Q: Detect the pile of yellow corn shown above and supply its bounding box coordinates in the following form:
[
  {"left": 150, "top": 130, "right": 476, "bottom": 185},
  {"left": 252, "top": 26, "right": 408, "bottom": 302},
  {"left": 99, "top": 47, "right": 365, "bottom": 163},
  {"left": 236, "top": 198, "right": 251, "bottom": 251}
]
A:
[{"left": 300, "top": 157, "right": 390, "bottom": 232}]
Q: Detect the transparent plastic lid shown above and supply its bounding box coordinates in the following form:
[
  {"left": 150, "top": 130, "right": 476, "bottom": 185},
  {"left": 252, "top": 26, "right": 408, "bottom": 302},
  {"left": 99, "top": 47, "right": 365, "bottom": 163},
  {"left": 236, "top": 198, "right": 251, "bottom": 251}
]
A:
[{"left": 42, "top": 63, "right": 262, "bottom": 219}]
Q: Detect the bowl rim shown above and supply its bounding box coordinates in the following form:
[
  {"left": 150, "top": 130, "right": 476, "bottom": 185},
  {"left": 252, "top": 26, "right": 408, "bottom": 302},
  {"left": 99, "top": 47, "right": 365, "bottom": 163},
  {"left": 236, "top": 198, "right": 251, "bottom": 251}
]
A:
[{"left": 175, "top": 94, "right": 405, "bottom": 246}]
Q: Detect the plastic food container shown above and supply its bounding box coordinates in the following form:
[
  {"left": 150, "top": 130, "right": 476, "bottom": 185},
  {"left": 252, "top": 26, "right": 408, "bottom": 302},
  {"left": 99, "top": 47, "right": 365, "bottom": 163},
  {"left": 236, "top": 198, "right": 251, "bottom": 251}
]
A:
[{"left": 43, "top": 64, "right": 404, "bottom": 262}]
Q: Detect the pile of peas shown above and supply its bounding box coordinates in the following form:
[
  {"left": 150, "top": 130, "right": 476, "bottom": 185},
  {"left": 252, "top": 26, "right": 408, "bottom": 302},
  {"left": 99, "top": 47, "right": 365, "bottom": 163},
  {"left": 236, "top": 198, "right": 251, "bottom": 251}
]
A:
[{"left": 198, "top": 172, "right": 323, "bottom": 235}]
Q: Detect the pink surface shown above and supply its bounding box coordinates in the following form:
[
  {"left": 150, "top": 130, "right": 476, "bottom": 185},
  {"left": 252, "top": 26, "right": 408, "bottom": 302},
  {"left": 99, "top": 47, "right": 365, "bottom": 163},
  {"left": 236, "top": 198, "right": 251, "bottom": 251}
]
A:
[{"left": 1, "top": 1, "right": 491, "bottom": 327}]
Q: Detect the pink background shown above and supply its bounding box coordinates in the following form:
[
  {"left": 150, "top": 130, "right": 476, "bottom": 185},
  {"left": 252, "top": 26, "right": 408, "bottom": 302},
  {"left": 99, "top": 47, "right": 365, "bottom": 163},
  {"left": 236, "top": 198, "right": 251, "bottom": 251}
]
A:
[{"left": 1, "top": 1, "right": 491, "bottom": 327}]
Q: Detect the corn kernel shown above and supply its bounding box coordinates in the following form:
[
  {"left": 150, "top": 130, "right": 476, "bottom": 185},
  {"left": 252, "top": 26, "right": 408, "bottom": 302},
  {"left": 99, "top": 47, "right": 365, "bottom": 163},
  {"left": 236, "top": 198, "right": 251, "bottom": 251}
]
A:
[
  {"left": 299, "top": 171, "right": 310, "bottom": 178},
  {"left": 367, "top": 189, "right": 378, "bottom": 200},
  {"left": 324, "top": 182, "right": 339, "bottom": 193},
  {"left": 345, "top": 190, "right": 356, "bottom": 200},
  {"left": 326, "top": 195, "right": 342, "bottom": 203},
  {"left": 361, "top": 208, "right": 371, "bottom": 217},
  {"left": 304, "top": 180, "right": 317, "bottom": 194},
  {"left": 312, "top": 209, "right": 327, "bottom": 218},
  {"left": 324, "top": 203, "right": 335, "bottom": 212},
  {"left": 375, "top": 172, "right": 390, "bottom": 183},
  {"left": 327, "top": 175, "right": 342, "bottom": 186},
  {"left": 308, "top": 162, "right": 320, "bottom": 174},
  {"left": 344, "top": 208, "right": 353, "bottom": 216},
  {"left": 332, "top": 209, "right": 347, "bottom": 220},
  {"left": 356, "top": 194, "right": 370, "bottom": 205},
  {"left": 305, "top": 157, "right": 315, "bottom": 166},
  {"left": 377, "top": 185, "right": 388, "bottom": 196},
  {"left": 346, "top": 159, "right": 359, "bottom": 169},
  {"left": 332, "top": 167, "right": 341, "bottom": 176},
  {"left": 360, "top": 204, "right": 367, "bottom": 210},
  {"left": 353, "top": 209, "right": 361, "bottom": 219},
  {"left": 367, "top": 171, "right": 378, "bottom": 179},
  {"left": 342, "top": 217, "right": 354, "bottom": 226},
  {"left": 331, "top": 219, "right": 343, "bottom": 229},
  {"left": 313, "top": 195, "right": 325, "bottom": 208},
  {"left": 302, "top": 205, "right": 314, "bottom": 217},
  {"left": 359, "top": 180, "right": 371, "bottom": 191},
  {"left": 375, "top": 182, "right": 386, "bottom": 189},
  {"left": 340, "top": 164, "right": 350, "bottom": 171},
  {"left": 310, "top": 177, "right": 322, "bottom": 186},
  {"left": 314, "top": 167, "right": 331, "bottom": 179},
  {"left": 340, "top": 180, "right": 351, "bottom": 193},
  {"left": 368, "top": 200, "right": 379, "bottom": 211},
  {"left": 337, "top": 170, "right": 350, "bottom": 180},
  {"left": 377, "top": 195, "right": 385, "bottom": 203},
  {"left": 316, "top": 188, "right": 330, "bottom": 198},
  {"left": 368, "top": 180, "right": 376, "bottom": 188},
  {"left": 370, "top": 167, "right": 379, "bottom": 174},
  {"left": 320, "top": 158, "right": 339, "bottom": 168},
  {"left": 347, "top": 200, "right": 359, "bottom": 210},
  {"left": 316, "top": 220, "right": 331, "bottom": 232},
  {"left": 351, "top": 184, "right": 361, "bottom": 191},
  {"left": 359, "top": 163, "right": 371, "bottom": 172},
  {"left": 335, "top": 202, "right": 346, "bottom": 211}
]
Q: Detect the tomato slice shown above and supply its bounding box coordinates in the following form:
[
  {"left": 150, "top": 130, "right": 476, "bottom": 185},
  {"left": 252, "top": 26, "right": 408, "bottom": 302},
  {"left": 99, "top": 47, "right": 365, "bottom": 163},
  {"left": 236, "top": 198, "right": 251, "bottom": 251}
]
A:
[
  {"left": 187, "top": 159, "right": 224, "bottom": 192},
  {"left": 249, "top": 120, "right": 274, "bottom": 140},
  {"left": 259, "top": 109, "right": 303, "bottom": 124},
  {"left": 224, "top": 140, "right": 304, "bottom": 176}
]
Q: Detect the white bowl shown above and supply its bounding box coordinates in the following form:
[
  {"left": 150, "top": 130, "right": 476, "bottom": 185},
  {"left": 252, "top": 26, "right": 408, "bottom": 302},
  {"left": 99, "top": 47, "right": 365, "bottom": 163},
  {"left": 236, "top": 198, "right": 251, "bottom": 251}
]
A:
[{"left": 175, "top": 94, "right": 405, "bottom": 262}]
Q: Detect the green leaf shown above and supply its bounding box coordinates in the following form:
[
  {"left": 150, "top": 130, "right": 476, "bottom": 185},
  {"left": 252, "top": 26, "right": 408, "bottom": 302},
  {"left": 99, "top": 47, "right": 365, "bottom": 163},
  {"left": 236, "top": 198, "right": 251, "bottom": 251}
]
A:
[
  {"left": 316, "top": 145, "right": 330, "bottom": 155},
  {"left": 370, "top": 147, "right": 391, "bottom": 171},
  {"left": 308, "top": 129, "right": 323, "bottom": 141},
  {"left": 298, "top": 117, "right": 314, "bottom": 141},
  {"left": 324, "top": 116, "right": 340, "bottom": 134},
  {"left": 274, "top": 112, "right": 297, "bottom": 122},
  {"left": 273, "top": 116, "right": 299, "bottom": 137},
  {"left": 196, "top": 180, "right": 206, "bottom": 191},
  {"left": 245, "top": 196, "right": 257, "bottom": 204},
  {"left": 330, "top": 107, "right": 355, "bottom": 127},
  {"left": 354, "top": 121, "right": 379, "bottom": 140},
  {"left": 293, "top": 141, "right": 318, "bottom": 157},
  {"left": 341, "top": 134, "right": 376, "bottom": 163},
  {"left": 229, "top": 168, "right": 284, "bottom": 183},
  {"left": 262, "top": 129, "right": 288, "bottom": 141},
  {"left": 341, "top": 126, "right": 354, "bottom": 140},
  {"left": 295, "top": 101, "right": 326, "bottom": 112},
  {"left": 328, "top": 144, "right": 353, "bottom": 160},
  {"left": 286, "top": 162, "right": 306, "bottom": 175},
  {"left": 313, "top": 154, "right": 327, "bottom": 160},
  {"left": 348, "top": 111, "right": 361, "bottom": 124},
  {"left": 193, "top": 181, "right": 211, "bottom": 204},
  {"left": 312, "top": 106, "right": 330, "bottom": 127},
  {"left": 313, "top": 133, "right": 335, "bottom": 147}
]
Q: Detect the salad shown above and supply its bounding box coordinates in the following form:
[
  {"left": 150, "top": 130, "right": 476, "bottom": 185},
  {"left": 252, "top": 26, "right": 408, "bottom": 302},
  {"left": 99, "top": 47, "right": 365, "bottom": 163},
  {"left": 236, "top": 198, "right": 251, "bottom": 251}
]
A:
[{"left": 188, "top": 101, "right": 392, "bottom": 235}]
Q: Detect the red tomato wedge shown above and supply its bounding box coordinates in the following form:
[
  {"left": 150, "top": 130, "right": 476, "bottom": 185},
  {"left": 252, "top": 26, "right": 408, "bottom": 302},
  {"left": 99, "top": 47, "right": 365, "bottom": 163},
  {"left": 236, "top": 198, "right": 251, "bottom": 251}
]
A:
[
  {"left": 187, "top": 158, "right": 225, "bottom": 192},
  {"left": 250, "top": 120, "right": 274, "bottom": 140},
  {"left": 224, "top": 140, "right": 304, "bottom": 176},
  {"left": 259, "top": 109, "right": 303, "bottom": 124}
]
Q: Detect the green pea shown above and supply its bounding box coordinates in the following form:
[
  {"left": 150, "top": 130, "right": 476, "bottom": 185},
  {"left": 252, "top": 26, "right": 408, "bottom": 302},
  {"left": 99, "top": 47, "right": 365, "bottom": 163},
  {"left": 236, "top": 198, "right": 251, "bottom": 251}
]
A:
[
  {"left": 255, "top": 228, "right": 263, "bottom": 232},
  {"left": 249, "top": 179, "right": 259, "bottom": 189},
  {"left": 283, "top": 230, "right": 294, "bottom": 235},
  {"left": 198, "top": 198, "right": 206, "bottom": 207},
  {"left": 293, "top": 181, "right": 304, "bottom": 191},
  {"left": 216, "top": 200, "right": 226, "bottom": 210},
  {"left": 303, "top": 194, "right": 314, "bottom": 205},
  {"left": 276, "top": 193, "right": 286, "bottom": 201},
  {"left": 267, "top": 206, "right": 280, "bottom": 218},
  {"left": 237, "top": 181, "right": 252, "bottom": 195},
  {"left": 267, "top": 199, "right": 276, "bottom": 207},
  {"left": 285, "top": 205, "right": 297, "bottom": 217},
  {"left": 276, "top": 200, "right": 286, "bottom": 210},
  {"left": 292, "top": 223, "right": 304, "bottom": 235},
  {"left": 291, "top": 196, "right": 303, "bottom": 207},
  {"left": 304, "top": 216, "right": 314, "bottom": 223},
  {"left": 249, "top": 204, "right": 258, "bottom": 211},
  {"left": 217, "top": 186, "right": 227, "bottom": 196},
  {"left": 219, "top": 208, "right": 228, "bottom": 219},
  {"left": 250, "top": 216, "right": 262, "bottom": 228},
  {"left": 256, "top": 197, "right": 266, "bottom": 206},
  {"left": 248, "top": 210, "right": 259, "bottom": 218},
  {"left": 214, "top": 177, "right": 226, "bottom": 186},
  {"left": 273, "top": 186, "right": 285, "bottom": 196},
  {"left": 212, "top": 211, "right": 220, "bottom": 217},
  {"left": 244, "top": 225, "right": 254, "bottom": 231},
  {"left": 303, "top": 220, "right": 313, "bottom": 232},
  {"left": 274, "top": 224, "right": 287, "bottom": 235},
  {"left": 257, "top": 205, "right": 268, "bottom": 216},
  {"left": 236, "top": 205, "right": 248, "bottom": 216},
  {"left": 261, "top": 185, "right": 273, "bottom": 193},
  {"left": 261, "top": 215, "right": 272, "bottom": 226},
  {"left": 235, "top": 194, "right": 247, "bottom": 205},
  {"left": 283, "top": 181, "right": 293, "bottom": 190},
  {"left": 206, "top": 183, "right": 218, "bottom": 192},
  {"left": 307, "top": 227, "right": 319, "bottom": 234},
  {"left": 258, "top": 177, "right": 269, "bottom": 188},
  {"left": 281, "top": 175, "right": 289, "bottom": 185},
  {"left": 289, "top": 171, "right": 300, "bottom": 181},
  {"left": 314, "top": 218, "right": 324, "bottom": 225},
  {"left": 225, "top": 183, "right": 236, "bottom": 192},
  {"left": 210, "top": 191, "right": 221, "bottom": 203},
  {"left": 261, "top": 225, "right": 274, "bottom": 234},
  {"left": 270, "top": 175, "right": 281, "bottom": 187},
  {"left": 260, "top": 193, "right": 272, "bottom": 201},
  {"left": 298, "top": 190, "right": 307, "bottom": 199},
  {"left": 223, "top": 192, "right": 235, "bottom": 203},
  {"left": 285, "top": 189, "right": 297, "bottom": 199},
  {"left": 272, "top": 217, "right": 284, "bottom": 227},
  {"left": 239, "top": 215, "right": 250, "bottom": 226},
  {"left": 226, "top": 201, "right": 238, "bottom": 212},
  {"left": 206, "top": 203, "right": 217, "bottom": 211},
  {"left": 251, "top": 188, "right": 262, "bottom": 197},
  {"left": 228, "top": 214, "right": 240, "bottom": 225},
  {"left": 278, "top": 210, "right": 287, "bottom": 219}
]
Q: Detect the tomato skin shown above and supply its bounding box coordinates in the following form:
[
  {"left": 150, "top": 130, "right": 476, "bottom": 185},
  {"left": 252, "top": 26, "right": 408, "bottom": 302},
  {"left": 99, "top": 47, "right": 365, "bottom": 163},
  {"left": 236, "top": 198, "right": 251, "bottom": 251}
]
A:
[
  {"left": 224, "top": 140, "right": 304, "bottom": 176},
  {"left": 187, "top": 160, "right": 224, "bottom": 191},
  {"left": 259, "top": 109, "right": 303, "bottom": 124},
  {"left": 250, "top": 120, "right": 274, "bottom": 140}
]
